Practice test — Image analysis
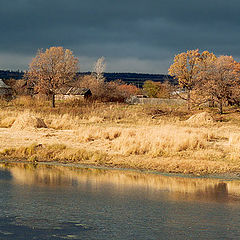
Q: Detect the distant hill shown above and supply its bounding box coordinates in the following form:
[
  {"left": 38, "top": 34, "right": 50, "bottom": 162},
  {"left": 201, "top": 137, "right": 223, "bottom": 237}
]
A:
[
  {"left": 0, "top": 70, "right": 176, "bottom": 88},
  {"left": 80, "top": 72, "right": 176, "bottom": 87},
  {"left": 0, "top": 70, "right": 24, "bottom": 80}
]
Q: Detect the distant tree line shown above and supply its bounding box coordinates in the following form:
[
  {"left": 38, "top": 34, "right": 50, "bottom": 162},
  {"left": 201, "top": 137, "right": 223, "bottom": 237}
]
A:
[
  {"left": 0, "top": 71, "right": 175, "bottom": 88},
  {"left": 0, "top": 70, "right": 24, "bottom": 79},
  {"left": 2, "top": 47, "right": 240, "bottom": 114}
]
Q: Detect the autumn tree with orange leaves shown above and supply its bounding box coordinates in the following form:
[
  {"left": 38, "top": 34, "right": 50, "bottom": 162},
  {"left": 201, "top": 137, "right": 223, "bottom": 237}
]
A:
[
  {"left": 198, "top": 55, "right": 240, "bottom": 114},
  {"left": 168, "top": 49, "right": 216, "bottom": 110},
  {"left": 26, "top": 46, "right": 79, "bottom": 107}
]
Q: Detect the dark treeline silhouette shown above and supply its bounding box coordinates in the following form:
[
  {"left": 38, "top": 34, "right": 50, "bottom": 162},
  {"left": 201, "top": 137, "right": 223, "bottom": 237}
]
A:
[
  {"left": 0, "top": 70, "right": 175, "bottom": 88},
  {"left": 78, "top": 72, "right": 176, "bottom": 87},
  {"left": 0, "top": 70, "right": 24, "bottom": 80}
]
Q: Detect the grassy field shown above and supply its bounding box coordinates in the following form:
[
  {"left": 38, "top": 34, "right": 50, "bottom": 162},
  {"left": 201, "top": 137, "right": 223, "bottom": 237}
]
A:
[{"left": 1, "top": 96, "right": 240, "bottom": 175}]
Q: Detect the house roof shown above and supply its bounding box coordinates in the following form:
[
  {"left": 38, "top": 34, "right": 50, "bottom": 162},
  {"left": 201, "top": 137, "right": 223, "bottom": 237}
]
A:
[
  {"left": 55, "top": 87, "right": 91, "bottom": 95},
  {"left": 0, "top": 79, "right": 11, "bottom": 89}
]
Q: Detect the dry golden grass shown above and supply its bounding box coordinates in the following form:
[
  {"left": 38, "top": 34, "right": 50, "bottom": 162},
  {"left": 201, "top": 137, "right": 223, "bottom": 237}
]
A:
[
  {"left": 0, "top": 97, "right": 240, "bottom": 175},
  {"left": 110, "top": 126, "right": 212, "bottom": 156},
  {"left": 0, "top": 97, "right": 150, "bottom": 128},
  {"left": 0, "top": 143, "right": 110, "bottom": 166},
  {"left": 11, "top": 112, "right": 47, "bottom": 130}
]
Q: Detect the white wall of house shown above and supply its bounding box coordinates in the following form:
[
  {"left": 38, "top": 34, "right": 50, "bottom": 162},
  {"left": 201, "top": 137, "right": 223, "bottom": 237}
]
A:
[{"left": 55, "top": 94, "right": 85, "bottom": 101}]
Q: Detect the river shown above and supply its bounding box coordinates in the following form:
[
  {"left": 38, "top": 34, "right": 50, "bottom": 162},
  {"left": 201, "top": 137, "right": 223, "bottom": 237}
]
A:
[{"left": 0, "top": 162, "right": 240, "bottom": 239}]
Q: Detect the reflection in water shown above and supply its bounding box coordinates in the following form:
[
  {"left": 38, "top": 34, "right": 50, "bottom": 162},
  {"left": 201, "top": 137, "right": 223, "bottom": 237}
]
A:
[
  {"left": 1, "top": 162, "right": 240, "bottom": 239},
  {"left": 0, "top": 162, "right": 240, "bottom": 203}
]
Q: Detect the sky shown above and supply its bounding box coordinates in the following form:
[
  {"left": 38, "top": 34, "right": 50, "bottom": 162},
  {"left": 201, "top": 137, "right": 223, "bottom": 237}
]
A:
[{"left": 0, "top": 0, "right": 239, "bottom": 74}]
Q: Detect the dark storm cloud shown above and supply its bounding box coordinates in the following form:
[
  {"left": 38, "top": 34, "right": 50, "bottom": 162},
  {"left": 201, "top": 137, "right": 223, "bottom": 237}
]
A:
[{"left": 0, "top": 0, "right": 240, "bottom": 72}]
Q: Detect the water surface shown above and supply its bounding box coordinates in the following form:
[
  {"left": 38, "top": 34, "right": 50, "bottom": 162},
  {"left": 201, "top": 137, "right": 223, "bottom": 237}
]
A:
[{"left": 0, "top": 162, "right": 240, "bottom": 239}]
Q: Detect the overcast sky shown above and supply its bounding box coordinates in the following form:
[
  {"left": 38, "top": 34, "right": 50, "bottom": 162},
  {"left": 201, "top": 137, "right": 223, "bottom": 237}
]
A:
[{"left": 0, "top": 0, "right": 239, "bottom": 73}]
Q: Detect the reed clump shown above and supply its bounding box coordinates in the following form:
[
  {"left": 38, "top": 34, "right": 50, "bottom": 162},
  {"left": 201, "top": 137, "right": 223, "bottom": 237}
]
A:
[
  {"left": 78, "top": 126, "right": 122, "bottom": 142},
  {"left": 109, "top": 126, "right": 215, "bottom": 156}
]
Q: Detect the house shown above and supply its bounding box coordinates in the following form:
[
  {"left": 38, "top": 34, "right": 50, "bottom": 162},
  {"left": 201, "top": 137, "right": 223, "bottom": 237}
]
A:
[
  {"left": 55, "top": 87, "right": 92, "bottom": 100},
  {"left": 0, "top": 79, "right": 12, "bottom": 99}
]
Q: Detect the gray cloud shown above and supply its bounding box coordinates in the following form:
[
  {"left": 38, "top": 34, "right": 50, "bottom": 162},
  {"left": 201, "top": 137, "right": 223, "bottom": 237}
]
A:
[{"left": 0, "top": 0, "right": 239, "bottom": 73}]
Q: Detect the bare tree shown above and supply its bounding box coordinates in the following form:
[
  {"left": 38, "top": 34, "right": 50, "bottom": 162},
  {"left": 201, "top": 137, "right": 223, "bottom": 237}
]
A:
[
  {"left": 26, "top": 46, "right": 79, "bottom": 107},
  {"left": 93, "top": 57, "right": 106, "bottom": 82}
]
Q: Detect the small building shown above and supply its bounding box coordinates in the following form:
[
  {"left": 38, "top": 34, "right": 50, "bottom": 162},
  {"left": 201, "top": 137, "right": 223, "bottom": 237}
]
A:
[
  {"left": 55, "top": 87, "right": 92, "bottom": 101},
  {"left": 0, "top": 79, "right": 12, "bottom": 99},
  {"left": 126, "top": 94, "right": 148, "bottom": 104}
]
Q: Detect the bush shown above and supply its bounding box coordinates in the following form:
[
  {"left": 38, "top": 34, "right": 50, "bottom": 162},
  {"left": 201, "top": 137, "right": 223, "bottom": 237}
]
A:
[{"left": 75, "top": 75, "right": 141, "bottom": 102}]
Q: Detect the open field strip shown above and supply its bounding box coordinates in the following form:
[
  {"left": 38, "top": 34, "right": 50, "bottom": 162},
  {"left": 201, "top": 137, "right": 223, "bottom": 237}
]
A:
[{"left": 1, "top": 99, "right": 240, "bottom": 175}]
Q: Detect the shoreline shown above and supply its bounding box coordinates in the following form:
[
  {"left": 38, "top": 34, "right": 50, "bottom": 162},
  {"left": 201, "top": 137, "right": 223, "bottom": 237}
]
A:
[{"left": 1, "top": 158, "right": 240, "bottom": 182}]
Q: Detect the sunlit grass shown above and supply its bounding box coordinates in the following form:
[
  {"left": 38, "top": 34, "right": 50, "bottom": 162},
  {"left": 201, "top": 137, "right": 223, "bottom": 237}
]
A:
[{"left": 0, "top": 97, "right": 240, "bottom": 174}]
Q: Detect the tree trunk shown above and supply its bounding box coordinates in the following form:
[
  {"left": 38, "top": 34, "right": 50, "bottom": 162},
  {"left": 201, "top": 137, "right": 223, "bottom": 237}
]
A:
[
  {"left": 219, "top": 100, "right": 223, "bottom": 114},
  {"left": 187, "top": 89, "right": 191, "bottom": 111},
  {"left": 52, "top": 93, "right": 55, "bottom": 108}
]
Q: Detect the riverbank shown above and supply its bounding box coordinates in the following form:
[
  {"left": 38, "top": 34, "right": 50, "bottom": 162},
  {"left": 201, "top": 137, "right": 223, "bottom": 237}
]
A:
[
  {"left": 0, "top": 124, "right": 239, "bottom": 175},
  {"left": 1, "top": 99, "right": 240, "bottom": 175},
  {"left": 1, "top": 160, "right": 240, "bottom": 188},
  {"left": 2, "top": 159, "right": 240, "bottom": 181}
]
